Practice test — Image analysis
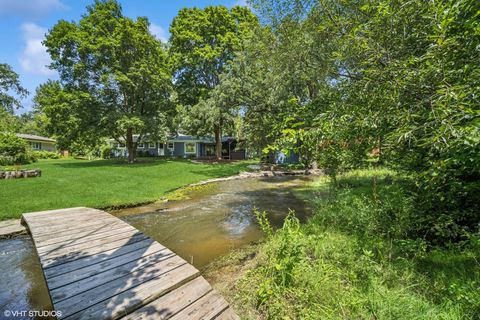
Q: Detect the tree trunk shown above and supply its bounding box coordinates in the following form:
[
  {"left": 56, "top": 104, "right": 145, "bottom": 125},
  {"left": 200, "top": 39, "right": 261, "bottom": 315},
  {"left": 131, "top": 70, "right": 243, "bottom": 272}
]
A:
[
  {"left": 214, "top": 126, "right": 222, "bottom": 160},
  {"left": 126, "top": 129, "right": 136, "bottom": 163},
  {"left": 377, "top": 136, "right": 383, "bottom": 165}
]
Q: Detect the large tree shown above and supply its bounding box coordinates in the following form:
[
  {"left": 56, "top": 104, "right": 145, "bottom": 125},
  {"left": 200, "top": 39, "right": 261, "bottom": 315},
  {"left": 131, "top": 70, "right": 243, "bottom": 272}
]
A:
[
  {"left": 0, "top": 64, "right": 28, "bottom": 132},
  {"left": 33, "top": 80, "right": 98, "bottom": 150},
  {"left": 44, "top": 0, "right": 172, "bottom": 162},
  {"left": 239, "top": 0, "right": 480, "bottom": 242},
  {"left": 170, "top": 5, "right": 258, "bottom": 159}
]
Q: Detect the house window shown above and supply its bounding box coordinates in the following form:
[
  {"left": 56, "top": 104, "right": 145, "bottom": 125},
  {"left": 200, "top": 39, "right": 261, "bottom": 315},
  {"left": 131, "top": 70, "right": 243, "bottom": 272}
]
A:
[
  {"left": 137, "top": 143, "right": 144, "bottom": 149},
  {"left": 148, "top": 142, "right": 156, "bottom": 148},
  {"left": 168, "top": 142, "right": 174, "bottom": 150},
  {"left": 185, "top": 142, "right": 196, "bottom": 154},
  {"left": 31, "top": 142, "right": 41, "bottom": 150},
  {"left": 119, "top": 143, "right": 125, "bottom": 148}
]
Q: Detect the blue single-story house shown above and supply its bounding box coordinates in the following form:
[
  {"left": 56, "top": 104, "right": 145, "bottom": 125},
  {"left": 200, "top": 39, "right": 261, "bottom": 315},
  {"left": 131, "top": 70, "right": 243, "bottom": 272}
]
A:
[{"left": 109, "top": 134, "right": 218, "bottom": 158}]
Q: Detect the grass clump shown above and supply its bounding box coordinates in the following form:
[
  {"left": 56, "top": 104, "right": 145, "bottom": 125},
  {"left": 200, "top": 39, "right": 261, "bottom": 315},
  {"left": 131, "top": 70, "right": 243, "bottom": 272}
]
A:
[{"left": 228, "top": 168, "right": 479, "bottom": 319}]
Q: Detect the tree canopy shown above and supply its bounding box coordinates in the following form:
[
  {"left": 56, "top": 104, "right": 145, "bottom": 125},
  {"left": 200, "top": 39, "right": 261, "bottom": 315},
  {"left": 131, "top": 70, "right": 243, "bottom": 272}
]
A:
[
  {"left": 43, "top": 0, "right": 173, "bottom": 162},
  {"left": 0, "top": 64, "right": 29, "bottom": 132},
  {"left": 232, "top": 0, "right": 480, "bottom": 242},
  {"left": 170, "top": 5, "right": 258, "bottom": 159}
]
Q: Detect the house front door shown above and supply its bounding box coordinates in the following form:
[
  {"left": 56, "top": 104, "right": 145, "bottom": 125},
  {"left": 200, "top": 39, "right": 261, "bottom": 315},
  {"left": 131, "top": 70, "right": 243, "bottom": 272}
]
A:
[{"left": 158, "top": 143, "right": 165, "bottom": 156}]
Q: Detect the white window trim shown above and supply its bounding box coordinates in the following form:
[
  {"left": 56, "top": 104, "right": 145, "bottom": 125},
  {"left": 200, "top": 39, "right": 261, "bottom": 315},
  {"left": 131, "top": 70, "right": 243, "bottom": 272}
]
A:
[
  {"left": 148, "top": 142, "right": 156, "bottom": 148},
  {"left": 137, "top": 143, "right": 144, "bottom": 149},
  {"left": 31, "top": 142, "right": 41, "bottom": 150},
  {"left": 185, "top": 142, "right": 196, "bottom": 154},
  {"left": 167, "top": 142, "right": 174, "bottom": 151}
]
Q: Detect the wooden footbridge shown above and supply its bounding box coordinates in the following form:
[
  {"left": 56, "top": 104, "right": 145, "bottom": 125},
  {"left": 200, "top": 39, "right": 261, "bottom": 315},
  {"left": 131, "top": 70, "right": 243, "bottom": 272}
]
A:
[{"left": 22, "top": 207, "right": 238, "bottom": 320}]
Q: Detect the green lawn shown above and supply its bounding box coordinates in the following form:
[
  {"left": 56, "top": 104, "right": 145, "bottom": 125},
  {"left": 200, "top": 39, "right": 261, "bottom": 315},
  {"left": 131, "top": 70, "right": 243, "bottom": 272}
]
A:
[{"left": 0, "top": 158, "right": 255, "bottom": 220}]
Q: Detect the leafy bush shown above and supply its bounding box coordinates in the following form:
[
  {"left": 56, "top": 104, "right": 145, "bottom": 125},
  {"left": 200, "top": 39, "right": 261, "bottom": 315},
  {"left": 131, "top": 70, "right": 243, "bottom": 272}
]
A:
[
  {"left": 231, "top": 169, "right": 479, "bottom": 319},
  {"left": 33, "top": 150, "right": 60, "bottom": 159},
  {"left": 100, "top": 145, "right": 112, "bottom": 159},
  {"left": 0, "top": 132, "right": 37, "bottom": 165}
]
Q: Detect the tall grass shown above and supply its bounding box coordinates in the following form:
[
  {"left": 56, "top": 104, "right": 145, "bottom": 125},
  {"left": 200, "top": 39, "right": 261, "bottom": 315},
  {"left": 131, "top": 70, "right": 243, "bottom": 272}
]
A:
[{"left": 231, "top": 169, "right": 479, "bottom": 319}]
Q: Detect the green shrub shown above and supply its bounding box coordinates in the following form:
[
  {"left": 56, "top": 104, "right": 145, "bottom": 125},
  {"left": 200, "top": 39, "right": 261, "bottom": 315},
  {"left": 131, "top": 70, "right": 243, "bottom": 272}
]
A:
[
  {"left": 0, "top": 132, "right": 37, "bottom": 165},
  {"left": 33, "top": 150, "right": 60, "bottom": 159},
  {"left": 100, "top": 145, "right": 112, "bottom": 159},
  {"left": 231, "top": 169, "right": 478, "bottom": 319}
]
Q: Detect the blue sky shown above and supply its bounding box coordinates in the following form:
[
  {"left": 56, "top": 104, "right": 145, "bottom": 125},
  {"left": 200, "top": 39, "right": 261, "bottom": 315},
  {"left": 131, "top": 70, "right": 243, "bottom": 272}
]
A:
[{"left": 0, "top": 0, "right": 247, "bottom": 113}]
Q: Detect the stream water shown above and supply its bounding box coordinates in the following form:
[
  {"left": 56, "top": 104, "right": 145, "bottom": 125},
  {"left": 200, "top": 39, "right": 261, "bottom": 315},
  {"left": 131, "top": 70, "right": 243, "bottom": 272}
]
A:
[{"left": 0, "top": 175, "right": 315, "bottom": 318}]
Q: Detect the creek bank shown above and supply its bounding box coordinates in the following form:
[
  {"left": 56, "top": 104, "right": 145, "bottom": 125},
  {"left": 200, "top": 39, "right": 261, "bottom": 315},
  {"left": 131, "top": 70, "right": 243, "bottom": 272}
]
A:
[{"left": 188, "top": 168, "right": 322, "bottom": 187}]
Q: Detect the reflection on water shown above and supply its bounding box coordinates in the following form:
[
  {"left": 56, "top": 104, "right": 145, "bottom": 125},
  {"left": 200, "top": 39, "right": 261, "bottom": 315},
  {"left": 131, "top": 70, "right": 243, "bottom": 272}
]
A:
[
  {"left": 0, "top": 175, "right": 315, "bottom": 316},
  {"left": 118, "top": 176, "right": 314, "bottom": 268},
  {"left": 0, "top": 237, "right": 53, "bottom": 318}
]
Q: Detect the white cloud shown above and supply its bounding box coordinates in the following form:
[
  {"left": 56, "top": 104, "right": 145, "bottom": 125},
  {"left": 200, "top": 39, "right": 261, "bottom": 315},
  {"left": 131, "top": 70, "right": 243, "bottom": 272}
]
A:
[
  {"left": 19, "top": 22, "right": 55, "bottom": 76},
  {"left": 149, "top": 23, "right": 168, "bottom": 43},
  {"left": 0, "top": 0, "right": 66, "bottom": 18},
  {"left": 234, "top": 0, "right": 250, "bottom": 7}
]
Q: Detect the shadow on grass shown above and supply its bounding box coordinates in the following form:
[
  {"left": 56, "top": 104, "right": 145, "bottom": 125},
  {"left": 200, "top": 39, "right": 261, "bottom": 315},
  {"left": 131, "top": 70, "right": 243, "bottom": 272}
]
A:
[
  {"left": 415, "top": 251, "right": 479, "bottom": 282},
  {"left": 187, "top": 163, "right": 252, "bottom": 178},
  {"left": 51, "top": 158, "right": 189, "bottom": 169}
]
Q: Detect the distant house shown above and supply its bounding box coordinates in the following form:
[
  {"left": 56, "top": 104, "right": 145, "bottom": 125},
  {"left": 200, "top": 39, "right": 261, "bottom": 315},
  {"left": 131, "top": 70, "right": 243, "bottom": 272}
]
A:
[
  {"left": 109, "top": 134, "right": 246, "bottom": 159},
  {"left": 109, "top": 134, "right": 216, "bottom": 158},
  {"left": 16, "top": 133, "right": 56, "bottom": 152}
]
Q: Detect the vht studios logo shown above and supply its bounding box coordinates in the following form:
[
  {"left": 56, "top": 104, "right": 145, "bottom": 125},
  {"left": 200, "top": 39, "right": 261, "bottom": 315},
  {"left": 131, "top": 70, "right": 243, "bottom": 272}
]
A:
[{"left": 3, "top": 309, "right": 62, "bottom": 318}]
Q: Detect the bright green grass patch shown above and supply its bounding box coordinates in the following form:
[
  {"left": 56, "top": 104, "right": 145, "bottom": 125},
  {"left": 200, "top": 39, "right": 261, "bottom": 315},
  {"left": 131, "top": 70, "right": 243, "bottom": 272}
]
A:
[
  {"left": 220, "top": 168, "right": 479, "bottom": 319},
  {"left": 0, "top": 158, "right": 255, "bottom": 220}
]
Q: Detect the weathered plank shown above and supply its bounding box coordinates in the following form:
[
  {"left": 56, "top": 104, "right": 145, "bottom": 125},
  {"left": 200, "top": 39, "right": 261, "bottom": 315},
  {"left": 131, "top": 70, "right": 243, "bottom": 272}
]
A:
[
  {"left": 0, "top": 219, "right": 26, "bottom": 237},
  {"left": 62, "top": 263, "right": 199, "bottom": 319},
  {"left": 44, "top": 238, "right": 155, "bottom": 278},
  {"left": 38, "top": 228, "right": 143, "bottom": 258},
  {"left": 47, "top": 243, "right": 168, "bottom": 288},
  {"left": 28, "top": 215, "right": 120, "bottom": 236},
  {"left": 36, "top": 224, "right": 135, "bottom": 250},
  {"left": 168, "top": 291, "right": 229, "bottom": 320},
  {"left": 123, "top": 276, "right": 213, "bottom": 320},
  {"left": 40, "top": 233, "right": 150, "bottom": 268},
  {"left": 214, "top": 307, "right": 241, "bottom": 320},
  {"left": 51, "top": 252, "right": 180, "bottom": 302},
  {"left": 22, "top": 207, "right": 238, "bottom": 320}
]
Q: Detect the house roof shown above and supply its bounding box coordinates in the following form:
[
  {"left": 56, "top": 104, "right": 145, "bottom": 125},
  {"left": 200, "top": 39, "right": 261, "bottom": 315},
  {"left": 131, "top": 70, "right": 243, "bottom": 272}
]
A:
[
  {"left": 108, "top": 134, "right": 239, "bottom": 145},
  {"left": 16, "top": 133, "right": 56, "bottom": 142},
  {"left": 173, "top": 134, "right": 215, "bottom": 143}
]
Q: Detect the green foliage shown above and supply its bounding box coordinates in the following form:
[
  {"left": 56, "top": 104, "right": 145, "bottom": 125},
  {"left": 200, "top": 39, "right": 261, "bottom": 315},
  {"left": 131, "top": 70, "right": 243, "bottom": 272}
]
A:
[
  {"left": 170, "top": 5, "right": 258, "bottom": 158},
  {"left": 0, "top": 63, "right": 28, "bottom": 114},
  {"left": 170, "top": 5, "right": 258, "bottom": 104},
  {"left": 232, "top": 169, "right": 479, "bottom": 319},
  {"left": 233, "top": 0, "right": 480, "bottom": 243},
  {"left": 100, "top": 145, "right": 112, "bottom": 159},
  {"left": 0, "top": 132, "right": 36, "bottom": 165},
  {"left": 254, "top": 209, "right": 273, "bottom": 239},
  {"left": 43, "top": 0, "right": 173, "bottom": 162},
  {"left": 16, "top": 111, "right": 49, "bottom": 137},
  {"left": 33, "top": 150, "right": 60, "bottom": 159}
]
